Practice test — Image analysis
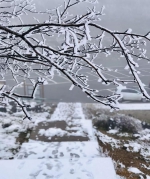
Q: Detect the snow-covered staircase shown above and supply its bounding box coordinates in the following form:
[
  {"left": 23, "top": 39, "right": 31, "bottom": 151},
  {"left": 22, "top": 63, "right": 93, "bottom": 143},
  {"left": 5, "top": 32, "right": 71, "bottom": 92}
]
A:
[
  {"left": 16, "top": 103, "right": 99, "bottom": 159},
  {"left": 0, "top": 103, "right": 117, "bottom": 179},
  {"left": 29, "top": 103, "right": 96, "bottom": 142}
]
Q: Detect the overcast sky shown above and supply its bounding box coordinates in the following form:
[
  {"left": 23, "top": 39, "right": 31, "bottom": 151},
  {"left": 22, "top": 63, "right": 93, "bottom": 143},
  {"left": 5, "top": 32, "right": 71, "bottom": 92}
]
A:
[{"left": 31, "top": 0, "right": 150, "bottom": 34}]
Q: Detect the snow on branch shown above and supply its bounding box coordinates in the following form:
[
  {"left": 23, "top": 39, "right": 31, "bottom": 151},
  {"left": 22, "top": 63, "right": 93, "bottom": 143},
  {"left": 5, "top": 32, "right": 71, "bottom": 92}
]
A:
[{"left": 0, "top": 0, "right": 150, "bottom": 118}]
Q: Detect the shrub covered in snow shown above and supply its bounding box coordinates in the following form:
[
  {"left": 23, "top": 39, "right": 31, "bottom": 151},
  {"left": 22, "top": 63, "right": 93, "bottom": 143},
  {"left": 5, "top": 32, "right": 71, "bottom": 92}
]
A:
[{"left": 94, "top": 113, "right": 143, "bottom": 133}]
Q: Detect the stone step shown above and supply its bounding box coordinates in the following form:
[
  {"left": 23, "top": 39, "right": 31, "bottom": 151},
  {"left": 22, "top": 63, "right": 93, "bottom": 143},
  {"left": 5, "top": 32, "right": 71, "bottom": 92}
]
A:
[
  {"left": 16, "top": 141, "right": 100, "bottom": 159},
  {"left": 28, "top": 102, "right": 96, "bottom": 142},
  {"left": 29, "top": 119, "right": 95, "bottom": 142}
]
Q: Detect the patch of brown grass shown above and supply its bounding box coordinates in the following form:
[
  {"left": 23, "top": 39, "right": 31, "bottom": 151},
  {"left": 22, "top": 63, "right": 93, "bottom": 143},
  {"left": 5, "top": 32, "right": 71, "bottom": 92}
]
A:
[{"left": 97, "top": 135, "right": 150, "bottom": 178}]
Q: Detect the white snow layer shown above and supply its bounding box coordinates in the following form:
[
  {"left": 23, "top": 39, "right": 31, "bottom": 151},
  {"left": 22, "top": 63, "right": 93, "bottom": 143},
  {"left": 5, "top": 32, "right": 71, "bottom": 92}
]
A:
[
  {"left": 128, "top": 167, "right": 143, "bottom": 174},
  {"left": 50, "top": 103, "right": 85, "bottom": 121},
  {"left": 95, "top": 129, "right": 120, "bottom": 148},
  {"left": 0, "top": 158, "right": 116, "bottom": 179},
  {"left": 16, "top": 141, "right": 100, "bottom": 159}
]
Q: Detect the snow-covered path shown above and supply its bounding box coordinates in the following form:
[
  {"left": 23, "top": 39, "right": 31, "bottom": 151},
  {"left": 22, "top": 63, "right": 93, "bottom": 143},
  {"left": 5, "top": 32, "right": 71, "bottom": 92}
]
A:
[{"left": 16, "top": 103, "right": 99, "bottom": 159}]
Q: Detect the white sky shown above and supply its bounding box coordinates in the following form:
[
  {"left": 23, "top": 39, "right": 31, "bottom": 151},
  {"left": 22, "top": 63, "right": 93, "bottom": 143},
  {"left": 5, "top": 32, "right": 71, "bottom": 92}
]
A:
[{"left": 32, "top": 0, "right": 150, "bottom": 33}]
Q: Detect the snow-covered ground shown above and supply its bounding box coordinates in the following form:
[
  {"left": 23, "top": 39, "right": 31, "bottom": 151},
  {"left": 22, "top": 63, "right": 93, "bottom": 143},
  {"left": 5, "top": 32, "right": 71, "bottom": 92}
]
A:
[
  {"left": 0, "top": 102, "right": 117, "bottom": 179},
  {"left": 95, "top": 128, "right": 150, "bottom": 162},
  {"left": 83, "top": 103, "right": 150, "bottom": 178},
  {"left": 1, "top": 102, "right": 150, "bottom": 178},
  {"left": 0, "top": 114, "right": 33, "bottom": 159}
]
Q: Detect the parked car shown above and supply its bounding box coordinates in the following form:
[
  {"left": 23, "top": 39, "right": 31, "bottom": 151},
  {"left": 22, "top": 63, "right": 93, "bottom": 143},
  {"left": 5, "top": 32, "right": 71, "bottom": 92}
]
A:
[{"left": 116, "top": 88, "right": 145, "bottom": 102}]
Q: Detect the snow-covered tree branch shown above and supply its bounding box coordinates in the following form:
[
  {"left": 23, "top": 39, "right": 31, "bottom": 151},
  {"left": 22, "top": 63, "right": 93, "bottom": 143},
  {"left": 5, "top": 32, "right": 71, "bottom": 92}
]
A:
[{"left": 0, "top": 0, "right": 150, "bottom": 119}]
